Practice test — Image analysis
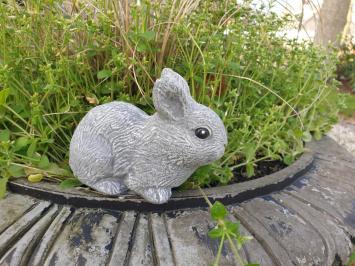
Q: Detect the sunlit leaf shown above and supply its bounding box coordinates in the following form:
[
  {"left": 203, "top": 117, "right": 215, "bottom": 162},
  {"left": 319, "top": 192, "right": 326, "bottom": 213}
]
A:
[
  {"left": 59, "top": 178, "right": 82, "bottom": 189},
  {"left": 38, "top": 155, "right": 50, "bottom": 169},
  {"left": 208, "top": 227, "right": 224, "bottom": 239},
  {"left": 0, "top": 129, "right": 10, "bottom": 142},
  {"left": 0, "top": 88, "right": 10, "bottom": 106},
  {"left": 211, "top": 201, "right": 227, "bottom": 220},
  {"left": 97, "top": 69, "right": 112, "bottom": 79}
]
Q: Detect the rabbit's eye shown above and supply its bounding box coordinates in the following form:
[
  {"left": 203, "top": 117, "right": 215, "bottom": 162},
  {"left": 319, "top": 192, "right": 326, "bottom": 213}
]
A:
[{"left": 195, "top": 127, "right": 210, "bottom": 139}]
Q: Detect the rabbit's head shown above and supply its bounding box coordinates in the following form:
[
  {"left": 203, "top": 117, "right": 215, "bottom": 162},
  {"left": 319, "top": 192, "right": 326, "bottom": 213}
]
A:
[{"left": 151, "top": 68, "right": 227, "bottom": 168}]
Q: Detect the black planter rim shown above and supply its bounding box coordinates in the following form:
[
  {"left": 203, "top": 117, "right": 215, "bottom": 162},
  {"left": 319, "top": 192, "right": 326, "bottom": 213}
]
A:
[{"left": 8, "top": 148, "right": 314, "bottom": 212}]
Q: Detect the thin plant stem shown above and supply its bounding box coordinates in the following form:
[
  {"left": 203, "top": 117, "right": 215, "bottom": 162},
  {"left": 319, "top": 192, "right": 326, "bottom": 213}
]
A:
[
  {"left": 214, "top": 232, "right": 225, "bottom": 266},
  {"left": 226, "top": 233, "right": 244, "bottom": 266}
]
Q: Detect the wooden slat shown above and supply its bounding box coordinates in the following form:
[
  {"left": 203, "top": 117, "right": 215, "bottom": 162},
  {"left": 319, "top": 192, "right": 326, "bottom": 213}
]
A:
[
  {"left": 150, "top": 213, "right": 175, "bottom": 266},
  {"left": 0, "top": 194, "right": 38, "bottom": 234},
  {"left": 28, "top": 206, "right": 72, "bottom": 266},
  {"left": 0, "top": 205, "right": 59, "bottom": 266},
  {"left": 0, "top": 201, "right": 51, "bottom": 258},
  {"left": 44, "top": 208, "right": 120, "bottom": 266},
  {"left": 107, "top": 211, "right": 137, "bottom": 266}
]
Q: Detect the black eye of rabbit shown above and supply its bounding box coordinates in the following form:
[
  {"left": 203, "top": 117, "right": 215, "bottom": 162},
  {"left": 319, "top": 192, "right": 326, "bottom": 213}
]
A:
[{"left": 195, "top": 127, "right": 210, "bottom": 139}]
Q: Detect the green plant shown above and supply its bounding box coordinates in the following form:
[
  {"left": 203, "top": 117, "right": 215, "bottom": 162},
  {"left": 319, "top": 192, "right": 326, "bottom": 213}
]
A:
[
  {"left": 337, "top": 39, "right": 355, "bottom": 91},
  {"left": 347, "top": 251, "right": 355, "bottom": 266},
  {"left": 0, "top": 0, "right": 340, "bottom": 195},
  {"left": 200, "top": 188, "right": 258, "bottom": 266}
]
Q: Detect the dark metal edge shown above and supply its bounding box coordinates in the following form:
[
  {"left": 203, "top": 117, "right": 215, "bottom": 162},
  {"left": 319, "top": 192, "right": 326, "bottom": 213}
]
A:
[{"left": 8, "top": 149, "right": 314, "bottom": 213}]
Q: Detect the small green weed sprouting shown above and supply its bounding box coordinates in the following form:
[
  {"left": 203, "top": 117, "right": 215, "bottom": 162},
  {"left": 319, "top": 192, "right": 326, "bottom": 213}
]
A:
[{"left": 199, "top": 188, "right": 258, "bottom": 266}]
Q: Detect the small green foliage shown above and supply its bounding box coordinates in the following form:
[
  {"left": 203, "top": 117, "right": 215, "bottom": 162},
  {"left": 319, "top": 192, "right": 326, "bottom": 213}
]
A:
[
  {"left": 0, "top": 0, "right": 340, "bottom": 192},
  {"left": 59, "top": 178, "right": 82, "bottom": 189},
  {"left": 337, "top": 39, "right": 355, "bottom": 91},
  {"left": 208, "top": 227, "right": 224, "bottom": 239},
  {"left": 0, "top": 129, "right": 10, "bottom": 142},
  {"left": 211, "top": 201, "right": 228, "bottom": 221},
  {"left": 38, "top": 155, "right": 50, "bottom": 169},
  {"left": 97, "top": 69, "right": 113, "bottom": 80},
  {"left": 347, "top": 251, "right": 355, "bottom": 266},
  {"left": 0, "top": 177, "right": 8, "bottom": 198},
  {"left": 200, "top": 190, "right": 258, "bottom": 266}
]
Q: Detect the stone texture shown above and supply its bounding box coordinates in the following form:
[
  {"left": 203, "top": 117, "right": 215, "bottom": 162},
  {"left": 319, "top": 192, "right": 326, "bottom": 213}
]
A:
[
  {"left": 0, "top": 137, "right": 354, "bottom": 265},
  {"left": 69, "top": 68, "right": 227, "bottom": 204}
]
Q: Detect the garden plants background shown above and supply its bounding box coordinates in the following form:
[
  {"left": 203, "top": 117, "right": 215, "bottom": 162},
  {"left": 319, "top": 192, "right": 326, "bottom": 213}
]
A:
[{"left": 0, "top": 0, "right": 340, "bottom": 196}]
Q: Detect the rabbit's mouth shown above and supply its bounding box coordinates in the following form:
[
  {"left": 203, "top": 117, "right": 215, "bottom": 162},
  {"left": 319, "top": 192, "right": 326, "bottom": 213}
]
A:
[{"left": 203, "top": 145, "right": 226, "bottom": 164}]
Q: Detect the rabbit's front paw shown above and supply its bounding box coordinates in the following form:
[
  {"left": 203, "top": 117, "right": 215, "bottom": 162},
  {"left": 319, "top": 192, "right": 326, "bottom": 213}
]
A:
[{"left": 138, "top": 187, "right": 172, "bottom": 204}]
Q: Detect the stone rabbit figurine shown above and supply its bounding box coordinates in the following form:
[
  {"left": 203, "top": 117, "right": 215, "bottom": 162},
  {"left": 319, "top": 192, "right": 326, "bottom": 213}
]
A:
[{"left": 69, "top": 68, "right": 227, "bottom": 204}]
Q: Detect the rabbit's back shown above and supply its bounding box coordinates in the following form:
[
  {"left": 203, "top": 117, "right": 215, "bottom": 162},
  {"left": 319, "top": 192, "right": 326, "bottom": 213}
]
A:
[{"left": 69, "top": 101, "right": 148, "bottom": 184}]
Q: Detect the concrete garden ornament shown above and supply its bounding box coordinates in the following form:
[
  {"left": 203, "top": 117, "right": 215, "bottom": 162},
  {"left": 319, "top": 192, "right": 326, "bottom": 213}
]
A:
[{"left": 69, "top": 68, "right": 227, "bottom": 204}]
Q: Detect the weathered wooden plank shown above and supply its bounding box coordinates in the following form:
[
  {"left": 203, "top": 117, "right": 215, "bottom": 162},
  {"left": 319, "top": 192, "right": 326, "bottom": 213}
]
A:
[
  {"left": 0, "top": 201, "right": 51, "bottom": 258},
  {"left": 165, "top": 209, "right": 238, "bottom": 266},
  {"left": 150, "top": 213, "right": 174, "bottom": 266},
  {"left": 0, "top": 193, "right": 38, "bottom": 234},
  {"left": 242, "top": 197, "right": 331, "bottom": 265},
  {"left": 231, "top": 205, "right": 293, "bottom": 266},
  {"left": 227, "top": 211, "right": 274, "bottom": 266},
  {"left": 313, "top": 160, "right": 355, "bottom": 189},
  {"left": 286, "top": 166, "right": 355, "bottom": 236},
  {"left": 308, "top": 137, "right": 355, "bottom": 165},
  {"left": 127, "top": 214, "right": 154, "bottom": 266},
  {"left": 107, "top": 211, "right": 137, "bottom": 266},
  {"left": 0, "top": 205, "right": 59, "bottom": 266},
  {"left": 44, "top": 208, "right": 120, "bottom": 266},
  {"left": 28, "top": 206, "right": 72, "bottom": 266},
  {"left": 273, "top": 192, "right": 352, "bottom": 263}
]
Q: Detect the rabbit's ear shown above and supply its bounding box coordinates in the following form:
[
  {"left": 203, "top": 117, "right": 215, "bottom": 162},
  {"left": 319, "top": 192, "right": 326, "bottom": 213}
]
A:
[{"left": 153, "top": 68, "right": 193, "bottom": 121}]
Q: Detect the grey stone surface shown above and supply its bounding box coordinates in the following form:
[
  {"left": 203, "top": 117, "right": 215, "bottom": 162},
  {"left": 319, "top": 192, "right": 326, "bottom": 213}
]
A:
[
  {"left": 0, "top": 137, "right": 354, "bottom": 265},
  {"left": 69, "top": 68, "right": 227, "bottom": 204}
]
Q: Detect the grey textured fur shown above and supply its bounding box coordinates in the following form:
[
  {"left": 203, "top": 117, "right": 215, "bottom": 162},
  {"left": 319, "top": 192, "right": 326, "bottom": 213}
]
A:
[{"left": 69, "top": 68, "right": 227, "bottom": 204}]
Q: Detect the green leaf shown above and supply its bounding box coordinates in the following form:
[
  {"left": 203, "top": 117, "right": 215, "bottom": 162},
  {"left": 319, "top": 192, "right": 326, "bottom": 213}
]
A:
[
  {"left": 27, "top": 140, "right": 37, "bottom": 157},
  {"left": 0, "top": 129, "right": 10, "bottom": 142},
  {"left": 313, "top": 130, "right": 322, "bottom": 141},
  {"left": 211, "top": 201, "right": 227, "bottom": 221},
  {"left": 283, "top": 154, "right": 294, "bottom": 165},
  {"left": 243, "top": 143, "right": 256, "bottom": 162},
  {"left": 24, "top": 163, "right": 72, "bottom": 178},
  {"left": 28, "top": 174, "right": 44, "bottom": 183},
  {"left": 14, "top": 136, "right": 30, "bottom": 151},
  {"left": 208, "top": 227, "right": 224, "bottom": 239},
  {"left": 225, "top": 221, "right": 239, "bottom": 236},
  {"left": 8, "top": 165, "right": 25, "bottom": 177},
  {"left": 140, "top": 31, "right": 155, "bottom": 41},
  {"left": 0, "top": 88, "right": 10, "bottom": 106},
  {"left": 347, "top": 251, "right": 355, "bottom": 266},
  {"left": 0, "top": 177, "right": 8, "bottom": 198},
  {"left": 97, "top": 69, "right": 112, "bottom": 79},
  {"left": 302, "top": 131, "right": 312, "bottom": 142},
  {"left": 46, "top": 163, "right": 72, "bottom": 177},
  {"left": 38, "top": 155, "right": 50, "bottom": 169},
  {"left": 236, "top": 235, "right": 253, "bottom": 249},
  {"left": 246, "top": 163, "right": 254, "bottom": 177},
  {"left": 59, "top": 178, "right": 82, "bottom": 189}
]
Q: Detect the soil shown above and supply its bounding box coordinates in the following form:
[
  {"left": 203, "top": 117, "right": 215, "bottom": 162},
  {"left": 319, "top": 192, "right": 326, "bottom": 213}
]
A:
[{"left": 232, "top": 159, "right": 287, "bottom": 183}]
